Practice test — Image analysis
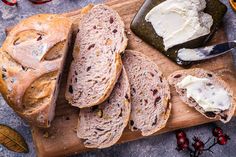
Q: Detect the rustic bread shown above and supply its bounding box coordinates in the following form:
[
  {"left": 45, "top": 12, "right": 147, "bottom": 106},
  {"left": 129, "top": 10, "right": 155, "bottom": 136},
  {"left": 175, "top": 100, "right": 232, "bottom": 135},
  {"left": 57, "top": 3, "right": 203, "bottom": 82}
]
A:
[
  {"left": 168, "top": 68, "right": 235, "bottom": 123},
  {"left": 65, "top": 4, "right": 128, "bottom": 108},
  {"left": 0, "top": 14, "right": 73, "bottom": 127},
  {"left": 122, "top": 50, "right": 171, "bottom": 136},
  {"left": 77, "top": 68, "right": 131, "bottom": 148}
]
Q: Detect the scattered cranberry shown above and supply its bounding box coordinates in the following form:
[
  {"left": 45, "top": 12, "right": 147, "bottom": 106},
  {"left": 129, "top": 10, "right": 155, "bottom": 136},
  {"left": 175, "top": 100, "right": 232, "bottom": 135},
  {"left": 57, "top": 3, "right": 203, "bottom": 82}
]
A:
[
  {"left": 177, "top": 137, "right": 186, "bottom": 145},
  {"left": 176, "top": 130, "right": 189, "bottom": 151},
  {"left": 1, "top": 0, "right": 17, "bottom": 6},
  {"left": 217, "top": 134, "right": 230, "bottom": 145},
  {"left": 177, "top": 138, "right": 189, "bottom": 151},
  {"left": 212, "top": 127, "right": 223, "bottom": 137},
  {"left": 192, "top": 137, "right": 204, "bottom": 153},
  {"left": 175, "top": 127, "right": 230, "bottom": 157},
  {"left": 176, "top": 130, "right": 186, "bottom": 139}
]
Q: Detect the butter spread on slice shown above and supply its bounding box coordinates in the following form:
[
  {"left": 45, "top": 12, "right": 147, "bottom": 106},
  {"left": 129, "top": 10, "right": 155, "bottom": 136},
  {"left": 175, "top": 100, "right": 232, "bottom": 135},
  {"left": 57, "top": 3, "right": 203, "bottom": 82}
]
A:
[
  {"left": 177, "top": 75, "right": 231, "bottom": 112},
  {"left": 145, "top": 0, "right": 213, "bottom": 51}
]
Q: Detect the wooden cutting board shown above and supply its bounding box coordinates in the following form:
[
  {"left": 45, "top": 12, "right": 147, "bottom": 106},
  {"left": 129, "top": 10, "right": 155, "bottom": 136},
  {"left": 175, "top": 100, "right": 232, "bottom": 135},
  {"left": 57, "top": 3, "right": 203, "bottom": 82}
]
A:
[{"left": 28, "top": 0, "right": 236, "bottom": 156}]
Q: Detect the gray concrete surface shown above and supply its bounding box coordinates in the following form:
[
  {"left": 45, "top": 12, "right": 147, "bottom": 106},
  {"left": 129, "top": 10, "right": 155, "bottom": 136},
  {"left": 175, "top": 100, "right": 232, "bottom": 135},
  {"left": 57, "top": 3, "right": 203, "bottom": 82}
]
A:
[{"left": 0, "top": 0, "right": 235, "bottom": 157}]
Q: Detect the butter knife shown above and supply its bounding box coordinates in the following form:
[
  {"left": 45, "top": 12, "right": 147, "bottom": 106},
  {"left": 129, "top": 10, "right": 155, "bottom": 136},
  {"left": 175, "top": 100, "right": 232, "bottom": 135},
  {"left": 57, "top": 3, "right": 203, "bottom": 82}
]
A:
[{"left": 177, "top": 41, "right": 236, "bottom": 62}]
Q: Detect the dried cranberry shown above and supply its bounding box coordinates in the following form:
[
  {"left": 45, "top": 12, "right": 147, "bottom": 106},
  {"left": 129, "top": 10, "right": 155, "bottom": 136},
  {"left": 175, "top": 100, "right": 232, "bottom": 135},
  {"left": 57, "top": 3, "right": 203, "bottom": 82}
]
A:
[
  {"left": 177, "top": 137, "right": 186, "bottom": 145},
  {"left": 2, "top": 0, "right": 17, "bottom": 6},
  {"left": 177, "top": 138, "right": 189, "bottom": 150},
  {"left": 176, "top": 130, "right": 186, "bottom": 139},
  {"left": 109, "top": 17, "right": 114, "bottom": 24},
  {"left": 217, "top": 134, "right": 230, "bottom": 145},
  {"left": 212, "top": 127, "right": 223, "bottom": 137},
  {"left": 174, "top": 127, "right": 230, "bottom": 156},
  {"left": 176, "top": 130, "right": 189, "bottom": 151}
]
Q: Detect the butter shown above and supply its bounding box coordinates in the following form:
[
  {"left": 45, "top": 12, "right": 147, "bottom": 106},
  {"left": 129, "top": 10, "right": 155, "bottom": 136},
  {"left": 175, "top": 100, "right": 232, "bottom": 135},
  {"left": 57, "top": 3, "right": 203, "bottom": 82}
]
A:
[
  {"left": 145, "top": 0, "right": 213, "bottom": 51},
  {"left": 177, "top": 75, "right": 231, "bottom": 112}
]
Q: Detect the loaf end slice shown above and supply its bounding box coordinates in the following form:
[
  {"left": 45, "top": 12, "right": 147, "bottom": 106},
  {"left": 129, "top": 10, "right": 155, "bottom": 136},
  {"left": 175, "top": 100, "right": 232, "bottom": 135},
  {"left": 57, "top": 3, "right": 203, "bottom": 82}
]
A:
[
  {"left": 77, "top": 68, "right": 131, "bottom": 148},
  {"left": 65, "top": 4, "right": 128, "bottom": 108},
  {"left": 168, "top": 68, "right": 236, "bottom": 123},
  {"left": 0, "top": 14, "right": 73, "bottom": 127},
  {"left": 123, "top": 50, "right": 171, "bottom": 136}
]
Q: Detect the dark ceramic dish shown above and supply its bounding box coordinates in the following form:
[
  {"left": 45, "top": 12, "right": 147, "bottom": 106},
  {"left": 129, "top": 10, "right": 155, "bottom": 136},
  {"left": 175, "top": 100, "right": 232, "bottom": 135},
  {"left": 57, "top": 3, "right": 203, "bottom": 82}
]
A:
[{"left": 130, "top": 0, "right": 227, "bottom": 66}]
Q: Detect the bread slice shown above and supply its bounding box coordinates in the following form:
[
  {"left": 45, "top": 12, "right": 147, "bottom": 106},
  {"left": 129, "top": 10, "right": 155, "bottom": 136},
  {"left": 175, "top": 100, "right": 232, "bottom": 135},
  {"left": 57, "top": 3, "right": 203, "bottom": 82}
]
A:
[
  {"left": 0, "top": 14, "right": 73, "bottom": 127},
  {"left": 168, "top": 68, "right": 235, "bottom": 123},
  {"left": 65, "top": 4, "right": 128, "bottom": 108},
  {"left": 77, "top": 68, "right": 131, "bottom": 148},
  {"left": 122, "top": 50, "right": 171, "bottom": 136}
]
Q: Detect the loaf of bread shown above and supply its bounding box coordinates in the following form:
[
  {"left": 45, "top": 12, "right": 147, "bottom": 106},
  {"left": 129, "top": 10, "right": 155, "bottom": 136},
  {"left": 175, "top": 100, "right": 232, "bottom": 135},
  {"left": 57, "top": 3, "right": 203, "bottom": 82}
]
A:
[
  {"left": 168, "top": 68, "right": 235, "bottom": 123},
  {"left": 0, "top": 14, "right": 73, "bottom": 127},
  {"left": 65, "top": 4, "right": 128, "bottom": 108},
  {"left": 122, "top": 50, "right": 171, "bottom": 136},
  {"left": 77, "top": 68, "right": 131, "bottom": 148}
]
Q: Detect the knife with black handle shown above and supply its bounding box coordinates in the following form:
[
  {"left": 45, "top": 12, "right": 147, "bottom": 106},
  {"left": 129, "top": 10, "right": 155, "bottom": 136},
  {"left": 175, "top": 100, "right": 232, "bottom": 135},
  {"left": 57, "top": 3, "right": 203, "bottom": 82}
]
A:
[{"left": 177, "top": 41, "right": 236, "bottom": 62}]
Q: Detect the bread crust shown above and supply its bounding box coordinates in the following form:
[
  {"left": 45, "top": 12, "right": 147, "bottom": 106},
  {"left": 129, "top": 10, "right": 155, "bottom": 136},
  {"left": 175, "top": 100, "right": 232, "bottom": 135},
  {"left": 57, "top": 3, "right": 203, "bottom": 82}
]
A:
[
  {"left": 168, "top": 68, "right": 236, "bottom": 123},
  {"left": 0, "top": 14, "right": 73, "bottom": 127}
]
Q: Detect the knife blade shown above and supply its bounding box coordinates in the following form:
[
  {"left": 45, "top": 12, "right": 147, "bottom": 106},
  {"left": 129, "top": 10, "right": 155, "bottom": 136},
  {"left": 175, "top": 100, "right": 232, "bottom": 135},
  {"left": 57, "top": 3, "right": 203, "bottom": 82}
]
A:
[{"left": 177, "top": 41, "right": 236, "bottom": 62}]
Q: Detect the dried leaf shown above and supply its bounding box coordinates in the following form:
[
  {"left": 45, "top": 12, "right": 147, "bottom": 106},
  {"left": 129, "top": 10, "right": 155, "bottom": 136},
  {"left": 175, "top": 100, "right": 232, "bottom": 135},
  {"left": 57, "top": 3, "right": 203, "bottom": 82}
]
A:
[
  {"left": 230, "top": 0, "right": 236, "bottom": 12},
  {"left": 0, "top": 124, "right": 29, "bottom": 153}
]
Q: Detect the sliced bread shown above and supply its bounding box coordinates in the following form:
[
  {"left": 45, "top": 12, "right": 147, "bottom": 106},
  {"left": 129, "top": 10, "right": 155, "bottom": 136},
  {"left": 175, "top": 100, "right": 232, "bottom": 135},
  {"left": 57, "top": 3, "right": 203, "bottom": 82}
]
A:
[
  {"left": 65, "top": 4, "right": 128, "bottom": 108},
  {"left": 77, "top": 68, "right": 131, "bottom": 148},
  {"left": 122, "top": 50, "right": 171, "bottom": 136},
  {"left": 0, "top": 14, "right": 73, "bottom": 127},
  {"left": 168, "top": 68, "right": 235, "bottom": 123}
]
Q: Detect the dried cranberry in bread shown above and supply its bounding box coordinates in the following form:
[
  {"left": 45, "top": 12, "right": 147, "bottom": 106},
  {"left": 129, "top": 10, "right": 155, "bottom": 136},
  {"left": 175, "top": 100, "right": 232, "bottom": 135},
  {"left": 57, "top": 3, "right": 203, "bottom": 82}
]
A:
[
  {"left": 77, "top": 68, "right": 131, "bottom": 148},
  {"left": 168, "top": 68, "right": 235, "bottom": 123},
  {"left": 65, "top": 4, "right": 128, "bottom": 108},
  {"left": 122, "top": 50, "right": 171, "bottom": 136},
  {"left": 0, "top": 14, "right": 73, "bottom": 127}
]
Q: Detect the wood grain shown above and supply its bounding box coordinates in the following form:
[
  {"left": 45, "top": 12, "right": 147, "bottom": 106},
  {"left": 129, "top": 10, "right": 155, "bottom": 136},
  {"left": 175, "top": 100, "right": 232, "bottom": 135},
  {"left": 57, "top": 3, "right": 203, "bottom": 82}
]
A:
[{"left": 28, "top": 0, "right": 236, "bottom": 156}]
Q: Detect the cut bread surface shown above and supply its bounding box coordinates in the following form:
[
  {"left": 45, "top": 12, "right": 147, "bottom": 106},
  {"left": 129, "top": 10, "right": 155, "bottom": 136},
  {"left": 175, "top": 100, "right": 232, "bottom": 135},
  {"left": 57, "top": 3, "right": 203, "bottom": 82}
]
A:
[
  {"left": 168, "top": 68, "right": 235, "bottom": 123},
  {"left": 77, "top": 68, "right": 131, "bottom": 148},
  {"left": 65, "top": 4, "right": 128, "bottom": 108},
  {"left": 122, "top": 50, "right": 171, "bottom": 136}
]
